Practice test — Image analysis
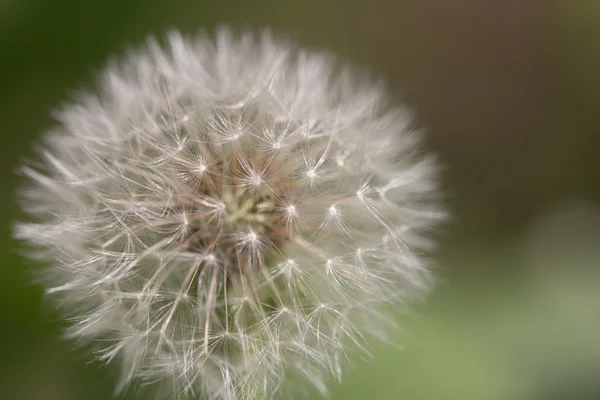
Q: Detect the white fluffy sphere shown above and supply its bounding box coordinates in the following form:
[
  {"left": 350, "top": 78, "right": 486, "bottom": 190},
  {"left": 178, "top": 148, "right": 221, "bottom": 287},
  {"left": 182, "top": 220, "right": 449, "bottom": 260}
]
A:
[{"left": 14, "top": 28, "right": 445, "bottom": 400}]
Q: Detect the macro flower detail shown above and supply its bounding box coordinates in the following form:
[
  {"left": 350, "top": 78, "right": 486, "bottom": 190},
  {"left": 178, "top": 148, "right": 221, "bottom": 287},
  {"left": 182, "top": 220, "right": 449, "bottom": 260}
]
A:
[{"left": 14, "top": 28, "right": 445, "bottom": 400}]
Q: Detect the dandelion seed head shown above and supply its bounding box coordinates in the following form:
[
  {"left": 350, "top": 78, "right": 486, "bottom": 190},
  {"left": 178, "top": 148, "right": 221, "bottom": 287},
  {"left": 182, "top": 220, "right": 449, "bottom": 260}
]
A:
[{"left": 14, "top": 27, "right": 444, "bottom": 400}]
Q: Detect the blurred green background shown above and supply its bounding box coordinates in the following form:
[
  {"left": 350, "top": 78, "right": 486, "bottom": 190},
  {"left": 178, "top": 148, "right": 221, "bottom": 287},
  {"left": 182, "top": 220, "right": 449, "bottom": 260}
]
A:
[{"left": 1, "top": 1, "right": 599, "bottom": 399}]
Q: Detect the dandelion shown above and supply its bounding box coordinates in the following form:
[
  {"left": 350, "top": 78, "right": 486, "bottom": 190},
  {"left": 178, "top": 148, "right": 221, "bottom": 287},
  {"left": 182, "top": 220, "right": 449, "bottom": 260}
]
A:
[{"left": 14, "top": 27, "right": 445, "bottom": 400}]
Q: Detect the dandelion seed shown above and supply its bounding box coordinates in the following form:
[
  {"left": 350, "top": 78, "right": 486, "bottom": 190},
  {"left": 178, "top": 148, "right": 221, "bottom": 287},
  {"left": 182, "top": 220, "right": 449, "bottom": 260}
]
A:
[{"left": 14, "top": 27, "right": 444, "bottom": 400}]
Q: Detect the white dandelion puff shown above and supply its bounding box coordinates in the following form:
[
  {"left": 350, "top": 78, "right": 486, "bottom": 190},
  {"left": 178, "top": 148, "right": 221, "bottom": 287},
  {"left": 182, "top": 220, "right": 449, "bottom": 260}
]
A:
[{"left": 14, "top": 27, "right": 445, "bottom": 400}]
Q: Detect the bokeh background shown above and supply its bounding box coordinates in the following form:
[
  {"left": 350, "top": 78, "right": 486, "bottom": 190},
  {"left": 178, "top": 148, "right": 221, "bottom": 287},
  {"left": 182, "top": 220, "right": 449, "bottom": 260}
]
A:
[{"left": 1, "top": 1, "right": 599, "bottom": 399}]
